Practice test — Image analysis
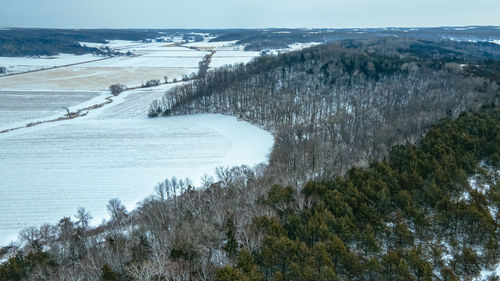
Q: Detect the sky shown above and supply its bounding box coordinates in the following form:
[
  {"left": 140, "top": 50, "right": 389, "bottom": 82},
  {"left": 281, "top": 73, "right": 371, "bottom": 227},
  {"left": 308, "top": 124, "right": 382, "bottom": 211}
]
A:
[{"left": 1, "top": 0, "right": 499, "bottom": 29}]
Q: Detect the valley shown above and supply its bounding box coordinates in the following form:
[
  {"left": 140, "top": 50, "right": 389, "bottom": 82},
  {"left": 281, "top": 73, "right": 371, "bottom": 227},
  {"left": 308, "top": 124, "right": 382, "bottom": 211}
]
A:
[
  {"left": 0, "top": 36, "right": 274, "bottom": 246},
  {"left": 0, "top": 27, "right": 499, "bottom": 281}
]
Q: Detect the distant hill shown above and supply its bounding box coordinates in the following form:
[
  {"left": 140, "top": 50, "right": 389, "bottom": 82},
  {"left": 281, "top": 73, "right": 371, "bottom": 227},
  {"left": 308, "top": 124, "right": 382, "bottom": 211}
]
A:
[
  {"left": 209, "top": 26, "right": 500, "bottom": 51},
  {"left": 0, "top": 29, "right": 198, "bottom": 56},
  {"left": 0, "top": 26, "right": 499, "bottom": 56}
]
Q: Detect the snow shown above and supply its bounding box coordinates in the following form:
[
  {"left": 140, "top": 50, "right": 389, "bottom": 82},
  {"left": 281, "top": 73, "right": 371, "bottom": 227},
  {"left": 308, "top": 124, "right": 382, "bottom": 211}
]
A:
[
  {"left": 0, "top": 38, "right": 261, "bottom": 90},
  {"left": 467, "top": 163, "right": 500, "bottom": 280},
  {"left": 80, "top": 55, "right": 206, "bottom": 68},
  {"left": 210, "top": 57, "right": 257, "bottom": 68},
  {"left": 0, "top": 35, "right": 276, "bottom": 246},
  {"left": 0, "top": 42, "right": 210, "bottom": 90},
  {"left": 288, "top": 42, "right": 322, "bottom": 51},
  {"left": 79, "top": 42, "right": 105, "bottom": 48},
  {"left": 0, "top": 54, "right": 101, "bottom": 74},
  {"left": 441, "top": 242, "right": 454, "bottom": 265},
  {"left": 458, "top": 190, "right": 471, "bottom": 202},
  {"left": 169, "top": 40, "right": 264, "bottom": 68},
  {"left": 453, "top": 27, "right": 477, "bottom": 31},
  {"left": 92, "top": 86, "right": 174, "bottom": 119},
  {"left": 213, "top": 50, "right": 260, "bottom": 57},
  {"left": 210, "top": 50, "right": 261, "bottom": 68},
  {"left": 0, "top": 85, "right": 274, "bottom": 246},
  {"left": 0, "top": 67, "right": 196, "bottom": 91},
  {"left": 81, "top": 40, "right": 145, "bottom": 50},
  {"left": 463, "top": 168, "right": 499, "bottom": 219},
  {"left": 0, "top": 90, "right": 104, "bottom": 130},
  {"left": 475, "top": 265, "right": 500, "bottom": 281},
  {"left": 138, "top": 50, "right": 209, "bottom": 57},
  {"left": 184, "top": 40, "right": 239, "bottom": 50}
]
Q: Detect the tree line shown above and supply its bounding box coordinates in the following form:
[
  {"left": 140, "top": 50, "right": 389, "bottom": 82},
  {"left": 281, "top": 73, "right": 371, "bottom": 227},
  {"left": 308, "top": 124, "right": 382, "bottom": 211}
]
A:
[
  {"left": 150, "top": 39, "right": 499, "bottom": 185},
  {"left": 1, "top": 38, "right": 499, "bottom": 281},
  {"left": 216, "top": 109, "right": 500, "bottom": 281},
  {"left": 1, "top": 107, "right": 498, "bottom": 281}
]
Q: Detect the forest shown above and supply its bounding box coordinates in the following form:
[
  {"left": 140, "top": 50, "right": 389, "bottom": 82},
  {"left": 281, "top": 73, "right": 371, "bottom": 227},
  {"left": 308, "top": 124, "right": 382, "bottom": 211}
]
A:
[
  {"left": 1, "top": 107, "right": 499, "bottom": 281},
  {"left": 2, "top": 27, "right": 500, "bottom": 56},
  {"left": 150, "top": 38, "right": 500, "bottom": 184},
  {"left": 215, "top": 109, "right": 500, "bottom": 281},
  {"left": 1, "top": 38, "right": 499, "bottom": 281},
  {"left": 0, "top": 35, "right": 103, "bottom": 57},
  {"left": 0, "top": 29, "right": 203, "bottom": 56},
  {"left": 209, "top": 27, "right": 500, "bottom": 51}
]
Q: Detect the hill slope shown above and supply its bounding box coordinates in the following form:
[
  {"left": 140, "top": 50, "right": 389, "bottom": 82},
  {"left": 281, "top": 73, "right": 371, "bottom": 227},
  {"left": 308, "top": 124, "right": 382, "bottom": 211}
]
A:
[{"left": 152, "top": 38, "right": 499, "bottom": 184}]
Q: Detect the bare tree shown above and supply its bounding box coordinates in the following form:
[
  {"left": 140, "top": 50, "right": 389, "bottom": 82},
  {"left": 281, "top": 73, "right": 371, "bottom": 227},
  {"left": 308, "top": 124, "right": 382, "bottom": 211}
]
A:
[
  {"left": 106, "top": 198, "right": 128, "bottom": 225},
  {"left": 75, "top": 207, "right": 93, "bottom": 229}
]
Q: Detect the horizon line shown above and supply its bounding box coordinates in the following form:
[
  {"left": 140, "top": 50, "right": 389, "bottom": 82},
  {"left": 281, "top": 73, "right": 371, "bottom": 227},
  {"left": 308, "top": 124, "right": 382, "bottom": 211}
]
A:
[{"left": 1, "top": 25, "right": 499, "bottom": 31}]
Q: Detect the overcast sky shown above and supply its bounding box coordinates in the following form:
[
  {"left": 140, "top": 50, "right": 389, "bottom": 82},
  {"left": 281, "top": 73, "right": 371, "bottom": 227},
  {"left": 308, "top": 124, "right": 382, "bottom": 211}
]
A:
[{"left": 1, "top": 0, "right": 499, "bottom": 29}]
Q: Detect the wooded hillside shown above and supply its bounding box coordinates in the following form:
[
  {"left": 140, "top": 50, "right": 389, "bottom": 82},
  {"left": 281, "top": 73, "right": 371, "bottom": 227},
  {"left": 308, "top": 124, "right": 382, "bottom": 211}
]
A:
[
  {"left": 151, "top": 39, "right": 499, "bottom": 184},
  {"left": 1, "top": 38, "right": 499, "bottom": 281}
]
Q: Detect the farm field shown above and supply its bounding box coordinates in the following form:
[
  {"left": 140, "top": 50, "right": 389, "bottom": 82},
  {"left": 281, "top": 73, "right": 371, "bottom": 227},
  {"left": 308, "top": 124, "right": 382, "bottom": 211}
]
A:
[
  {"left": 0, "top": 100, "right": 273, "bottom": 246},
  {"left": 0, "top": 54, "right": 101, "bottom": 74},
  {"left": 0, "top": 90, "right": 103, "bottom": 130},
  {"left": 210, "top": 50, "right": 261, "bottom": 67},
  {"left": 0, "top": 42, "right": 210, "bottom": 90},
  {"left": 0, "top": 66, "right": 195, "bottom": 90},
  {"left": 0, "top": 38, "right": 275, "bottom": 246},
  {"left": 0, "top": 40, "right": 266, "bottom": 90}
]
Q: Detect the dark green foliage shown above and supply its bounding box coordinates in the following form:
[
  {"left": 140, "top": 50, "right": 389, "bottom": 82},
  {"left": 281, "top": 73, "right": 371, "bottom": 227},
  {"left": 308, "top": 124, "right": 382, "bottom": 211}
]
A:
[
  {"left": 223, "top": 216, "right": 239, "bottom": 262},
  {"left": 259, "top": 185, "right": 295, "bottom": 217},
  {"left": 100, "top": 264, "right": 119, "bottom": 281},
  {"left": 169, "top": 247, "right": 198, "bottom": 262},
  {"left": 216, "top": 266, "right": 249, "bottom": 281},
  {"left": 130, "top": 235, "right": 151, "bottom": 263},
  {"left": 452, "top": 247, "right": 481, "bottom": 278},
  {"left": 0, "top": 255, "right": 26, "bottom": 281},
  {"left": 0, "top": 251, "right": 57, "bottom": 281},
  {"left": 219, "top": 109, "right": 500, "bottom": 280}
]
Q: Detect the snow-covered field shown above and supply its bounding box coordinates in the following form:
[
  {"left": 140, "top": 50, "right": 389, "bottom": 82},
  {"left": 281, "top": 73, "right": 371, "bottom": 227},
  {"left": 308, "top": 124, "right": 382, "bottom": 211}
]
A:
[
  {"left": 0, "top": 54, "right": 101, "bottom": 74},
  {"left": 184, "top": 40, "right": 240, "bottom": 50},
  {"left": 0, "top": 90, "right": 104, "bottom": 130},
  {"left": 185, "top": 40, "right": 262, "bottom": 67},
  {"left": 0, "top": 40, "right": 267, "bottom": 90},
  {"left": 0, "top": 87, "right": 273, "bottom": 246},
  {"left": 81, "top": 55, "right": 205, "bottom": 68},
  {"left": 0, "top": 67, "right": 195, "bottom": 91},
  {"left": 0, "top": 38, "right": 275, "bottom": 246},
  {"left": 210, "top": 50, "right": 261, "bottom": 68},
  {"left": 0, "top": 43, "right": 209, "bottom": 90}
]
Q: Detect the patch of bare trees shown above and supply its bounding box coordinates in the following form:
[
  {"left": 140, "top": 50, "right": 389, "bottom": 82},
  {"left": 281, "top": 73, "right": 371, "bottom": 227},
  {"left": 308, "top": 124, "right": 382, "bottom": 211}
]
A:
[{"left": 150, "top": 42, "right": 499, "bottom": 185}]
